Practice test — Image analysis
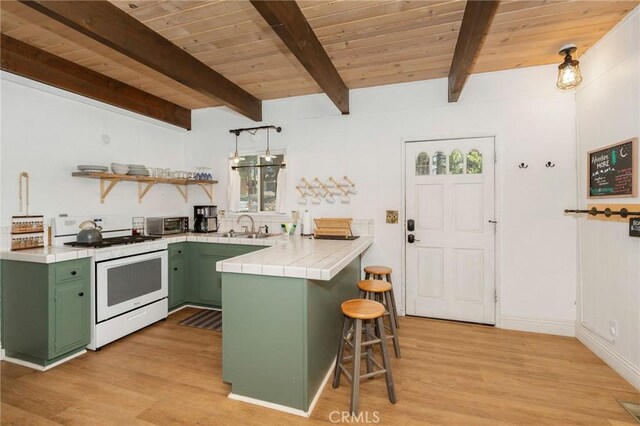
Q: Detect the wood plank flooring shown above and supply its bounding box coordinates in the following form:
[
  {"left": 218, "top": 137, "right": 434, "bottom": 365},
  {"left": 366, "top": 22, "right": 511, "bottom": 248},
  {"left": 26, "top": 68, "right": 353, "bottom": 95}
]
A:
[{"left": 2, "top": 307, "right": 639, "bottom": 425}]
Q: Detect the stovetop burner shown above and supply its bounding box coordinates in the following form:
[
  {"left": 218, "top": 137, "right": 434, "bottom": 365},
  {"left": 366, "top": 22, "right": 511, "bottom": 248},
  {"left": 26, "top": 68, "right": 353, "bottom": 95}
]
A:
[{"left": 64, "top": 235, "right": 161, "bottom": 248}]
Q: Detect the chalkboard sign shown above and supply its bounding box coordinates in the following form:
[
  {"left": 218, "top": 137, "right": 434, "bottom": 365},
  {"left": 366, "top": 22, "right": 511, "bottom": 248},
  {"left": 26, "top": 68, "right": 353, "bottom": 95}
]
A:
[
  {"left": 630, "top": 218, "right": 640, "bottom": 237},
  {"left": 588, "top": 138, "right": 638, "bottom": 198}
]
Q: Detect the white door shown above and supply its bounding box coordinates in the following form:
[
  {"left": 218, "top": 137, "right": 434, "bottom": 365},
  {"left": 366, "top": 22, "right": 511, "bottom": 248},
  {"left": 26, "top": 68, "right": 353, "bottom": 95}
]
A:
[{"left": 405, "top": 138, "right": 496, "bottom": 324}]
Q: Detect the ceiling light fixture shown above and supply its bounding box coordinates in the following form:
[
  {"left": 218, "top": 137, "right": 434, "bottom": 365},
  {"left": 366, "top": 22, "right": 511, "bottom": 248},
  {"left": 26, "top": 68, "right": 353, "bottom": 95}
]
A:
[
  {"left": 556, "top": 43, "right": 583, "bottom": 90},
  {"left": 230, "top": 132, "right": 245, "bottom": 164}
]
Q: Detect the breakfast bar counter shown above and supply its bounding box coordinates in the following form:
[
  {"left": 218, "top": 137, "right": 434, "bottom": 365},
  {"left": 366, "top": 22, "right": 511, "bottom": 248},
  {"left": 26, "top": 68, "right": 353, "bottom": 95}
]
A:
[{"left": 220, "top": 236, "right": 373, "bottom": 416}]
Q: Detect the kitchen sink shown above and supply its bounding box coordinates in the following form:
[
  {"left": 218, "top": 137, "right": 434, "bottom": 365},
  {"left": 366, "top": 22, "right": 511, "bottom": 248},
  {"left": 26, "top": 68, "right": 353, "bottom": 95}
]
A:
[{"left": 231, "top": 233, "right": 279, "bottom": 239}]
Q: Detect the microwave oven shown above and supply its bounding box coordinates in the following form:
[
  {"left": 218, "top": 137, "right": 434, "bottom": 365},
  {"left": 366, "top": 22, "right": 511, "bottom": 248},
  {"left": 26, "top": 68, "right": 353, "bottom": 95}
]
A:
[{"left": 146, "top": 217, "right": 188, "bottom": 235}]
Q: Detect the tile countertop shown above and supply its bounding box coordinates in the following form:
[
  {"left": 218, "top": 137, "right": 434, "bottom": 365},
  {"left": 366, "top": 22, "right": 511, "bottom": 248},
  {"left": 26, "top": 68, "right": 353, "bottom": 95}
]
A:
[
  {"left": 216, "top": 236, "right": 374, "bottom": 281},
  {"left": 0, "top": 234, "right": 372, "bottom": 276},
  {"left": 0, "top": 233, "right": 283, "bottom": 264}
]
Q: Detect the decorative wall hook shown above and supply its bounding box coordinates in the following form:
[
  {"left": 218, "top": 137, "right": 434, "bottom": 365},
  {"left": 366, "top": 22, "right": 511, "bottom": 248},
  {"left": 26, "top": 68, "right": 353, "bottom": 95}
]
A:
[
  {"left": 545, "top": 161, "right": 556, "bottom": 168},
  {"left": 518, "top": 163, "right": 528, "bottom": 169}
]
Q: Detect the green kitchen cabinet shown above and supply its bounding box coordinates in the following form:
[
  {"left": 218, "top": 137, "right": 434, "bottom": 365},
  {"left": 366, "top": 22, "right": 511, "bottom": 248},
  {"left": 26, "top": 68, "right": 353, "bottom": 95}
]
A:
[
  {"left": 186, "top": 243, "right": 263, "bottom": 308},
  {"left": 1, "top": 258, "right": 90, "bottom": 367},
  {"left": 168, "top": 243, "right": 186, "bottom": 310}
]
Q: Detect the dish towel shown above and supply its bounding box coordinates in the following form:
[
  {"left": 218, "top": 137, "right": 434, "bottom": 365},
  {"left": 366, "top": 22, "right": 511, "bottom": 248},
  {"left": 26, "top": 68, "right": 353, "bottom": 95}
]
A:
[
  {"left": 275, "top": 167, "right": 287, "bottom": 213},
  {"left": 227, "top": 162, "right": 241, "bottom": 212}
]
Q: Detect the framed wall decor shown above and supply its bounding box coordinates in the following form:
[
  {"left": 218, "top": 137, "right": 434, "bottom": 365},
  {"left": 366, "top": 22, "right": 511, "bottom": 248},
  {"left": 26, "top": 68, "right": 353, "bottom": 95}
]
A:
[{"left": 588, "top": 138, "right": 638, "bottom": 198}]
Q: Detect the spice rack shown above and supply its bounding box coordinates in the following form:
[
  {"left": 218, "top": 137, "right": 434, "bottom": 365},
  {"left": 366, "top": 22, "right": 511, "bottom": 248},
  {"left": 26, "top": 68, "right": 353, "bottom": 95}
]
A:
[{"left": 11, "top": 215, "right": 44, "bottom": 250}]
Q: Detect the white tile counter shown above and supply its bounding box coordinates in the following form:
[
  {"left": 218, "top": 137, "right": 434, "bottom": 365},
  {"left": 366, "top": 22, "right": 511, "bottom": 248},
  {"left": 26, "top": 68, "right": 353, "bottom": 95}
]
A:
[
  {"left": 216, "top": 236, "right": 374, "bottom": 280},
  {"left": 1, "top": 234, "right": 372, "bottom": 276}
]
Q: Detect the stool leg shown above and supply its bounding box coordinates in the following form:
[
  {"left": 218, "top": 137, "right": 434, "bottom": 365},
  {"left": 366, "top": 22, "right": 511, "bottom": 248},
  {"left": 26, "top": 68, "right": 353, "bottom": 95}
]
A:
[
  {"left": 364, "top": 320, "right": 374, "bottom": 378},
  {"left": 365, "top": 272, "right": 370, "bottom": 280},
  {"left": 359, "top": 289, "right": 365, "bottom": 299},
  {"left": 333, "top": 316, "right": 350, "bottom": 389},
  {"left": 385, "top": 273, "right": 400, "bottom": 328},
  {"left": 384, "top": 291, "right": 401, "bottom": 358},
  {"left": 350, "top": 319, "right": 363, "bottom": 416},
  {"left": 376, "top": 317, "right": 397, "bottom": 404}
]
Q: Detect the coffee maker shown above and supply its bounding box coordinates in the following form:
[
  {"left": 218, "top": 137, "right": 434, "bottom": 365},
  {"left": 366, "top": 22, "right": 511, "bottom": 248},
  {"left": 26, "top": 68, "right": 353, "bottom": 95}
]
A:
[{"left": 193, "top": 205, "right": 219, "bottom": 233}]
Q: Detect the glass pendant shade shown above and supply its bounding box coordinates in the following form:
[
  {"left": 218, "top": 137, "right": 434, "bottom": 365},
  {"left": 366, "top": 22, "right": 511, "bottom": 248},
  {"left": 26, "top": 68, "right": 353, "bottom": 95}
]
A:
[
  {"left": 556, "top": 45, "right": 583, "bottom": 90},
  {"left": 260, "top": 129, "right": 273, "bottom": 161}
]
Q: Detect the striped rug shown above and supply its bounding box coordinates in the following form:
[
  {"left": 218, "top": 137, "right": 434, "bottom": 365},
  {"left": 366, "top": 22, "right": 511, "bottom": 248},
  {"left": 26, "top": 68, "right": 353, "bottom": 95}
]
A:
[{"left": 178, "top": 309, "right": 222, "bottom": 331}]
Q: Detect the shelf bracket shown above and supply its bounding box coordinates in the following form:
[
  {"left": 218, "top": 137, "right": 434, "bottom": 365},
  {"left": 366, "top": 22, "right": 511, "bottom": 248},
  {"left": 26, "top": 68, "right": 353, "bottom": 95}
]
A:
[
  {"left": 197, "top": 183, "right": 214, "bottom": 203},
  {"left": 100, "top": 179, "right": 120, "bottom": 204},
  {"left": 174, "top": 184, "right": 188, "bottom": 202},
  {"left": 138, "top": 181, "right": 156, "bottom": 203}
]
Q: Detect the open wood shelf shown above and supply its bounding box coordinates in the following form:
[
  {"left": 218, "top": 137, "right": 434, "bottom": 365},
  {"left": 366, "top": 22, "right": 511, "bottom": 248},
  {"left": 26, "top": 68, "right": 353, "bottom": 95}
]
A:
[{"left": 72, "top": 171, "right": 217, "bottom": 204}]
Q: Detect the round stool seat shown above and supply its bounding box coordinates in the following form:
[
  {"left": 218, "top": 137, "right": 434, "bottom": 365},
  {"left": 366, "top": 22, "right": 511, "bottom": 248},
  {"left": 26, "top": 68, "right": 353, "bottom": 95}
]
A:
[
  {"left": 364, "top": 265, "right": 392, "bottom": 276},
  {"left": 341, "top": 299, "right": 385, "bottom": 320},
  {"left": 358, "top": 279, "right": 392, "bottom": 293}
]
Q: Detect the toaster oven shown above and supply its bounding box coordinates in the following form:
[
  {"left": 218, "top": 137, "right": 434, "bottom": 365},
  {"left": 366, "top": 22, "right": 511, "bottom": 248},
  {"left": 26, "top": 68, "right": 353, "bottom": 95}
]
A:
[{"left": 146, "top": 217, "right": 188, "bottom": 235}]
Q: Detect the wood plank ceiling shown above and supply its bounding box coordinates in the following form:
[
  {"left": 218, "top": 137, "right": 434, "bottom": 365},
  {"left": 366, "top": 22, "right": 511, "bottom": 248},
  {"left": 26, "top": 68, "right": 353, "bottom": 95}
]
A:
[{"left": 1, "top": 0, "right": 637, "bottom": 115}]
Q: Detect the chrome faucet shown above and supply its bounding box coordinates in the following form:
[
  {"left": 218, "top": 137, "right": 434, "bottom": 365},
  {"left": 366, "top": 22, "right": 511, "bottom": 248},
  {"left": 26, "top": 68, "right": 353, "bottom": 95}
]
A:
[{"left": 237, "top": 214, "right": 255, "bottom": 234}]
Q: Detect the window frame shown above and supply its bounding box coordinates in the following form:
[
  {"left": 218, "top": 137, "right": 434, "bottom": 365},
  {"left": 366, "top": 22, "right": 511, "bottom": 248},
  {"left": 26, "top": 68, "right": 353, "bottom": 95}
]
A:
[{"left": 230, "top": 149, "right": 286, "bottom": 213}]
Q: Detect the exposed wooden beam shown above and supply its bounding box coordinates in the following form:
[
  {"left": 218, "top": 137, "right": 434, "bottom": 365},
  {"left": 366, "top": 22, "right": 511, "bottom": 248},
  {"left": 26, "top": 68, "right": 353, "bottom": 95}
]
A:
[
  {"left": 19, "top": 0, "right": 262, "bottom": 121},
  {"left": 250, "top": 0, "right": 349, "bottom": 114},
  {"left": 0, "top": 34, "right": 192, "bottom": 130},
  {"left": 448, "top": 0, "right": 499, "bottom": 102}
]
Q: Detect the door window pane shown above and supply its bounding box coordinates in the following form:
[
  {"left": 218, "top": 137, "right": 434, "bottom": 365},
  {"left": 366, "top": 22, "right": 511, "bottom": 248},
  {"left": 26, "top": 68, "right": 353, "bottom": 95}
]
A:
[
  {"left": 415, "top": 152, "right": 430, "bottom": 175},
  {"left": 466, "top": 150, "right": 483, "bottom": 174},
  {"left": 450, "top": 149, "right": 464, "bottom": 174},
  {"left": 432, "top": 151, "right": 447, "bottom": 175}
]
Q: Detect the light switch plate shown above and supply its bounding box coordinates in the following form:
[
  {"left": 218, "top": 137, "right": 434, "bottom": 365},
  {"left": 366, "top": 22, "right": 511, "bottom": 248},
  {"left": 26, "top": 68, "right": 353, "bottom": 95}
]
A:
[{"left": 386, "top": 210, "right": 398, "bottom": 224}]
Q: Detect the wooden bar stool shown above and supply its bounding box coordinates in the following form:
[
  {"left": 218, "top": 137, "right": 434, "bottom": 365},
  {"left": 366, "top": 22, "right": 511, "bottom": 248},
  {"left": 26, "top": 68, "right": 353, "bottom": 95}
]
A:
[
  {"left": 358, "top": 279, "right": 401, "bottom": 358},
  {"left": 333, "top": 299, "right": 397, "bottom": 415},
  {"left": 364, "top": 265, "right": 399, "bottom": 328}
]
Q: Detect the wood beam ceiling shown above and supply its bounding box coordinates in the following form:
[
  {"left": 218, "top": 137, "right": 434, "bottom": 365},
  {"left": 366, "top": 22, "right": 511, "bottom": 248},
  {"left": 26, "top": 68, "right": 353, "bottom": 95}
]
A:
[
  {"left": 250, "top": 0, "right": 349, "bottom": 114},
  {"left": 448, "top": 0, "right": 499, "bottom": 102},
  {"left": 18, "top": 0, "right": 262, "bottom": 121},
  {"left": 0, "top": 34, "right": 191, "bottom": 130}
]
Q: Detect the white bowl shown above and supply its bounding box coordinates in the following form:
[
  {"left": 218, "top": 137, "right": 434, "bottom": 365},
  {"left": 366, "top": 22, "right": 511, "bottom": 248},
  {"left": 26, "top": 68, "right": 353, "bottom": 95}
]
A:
[{"left": 111, "top": 164, "right": 129, "bottom": 175}]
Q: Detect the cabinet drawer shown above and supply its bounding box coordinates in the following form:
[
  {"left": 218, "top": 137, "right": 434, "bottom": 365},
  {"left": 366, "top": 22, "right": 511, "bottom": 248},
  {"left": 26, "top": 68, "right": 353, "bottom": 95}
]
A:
[
  {"left": 54, "top": 259, "right": 89, "bottom": 284},
  {"left": 169, "top": 243, "right": 185, "bottom": 258}
]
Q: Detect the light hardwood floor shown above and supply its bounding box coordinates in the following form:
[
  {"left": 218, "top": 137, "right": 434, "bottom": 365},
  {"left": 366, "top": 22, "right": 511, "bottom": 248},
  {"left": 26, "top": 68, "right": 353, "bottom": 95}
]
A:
[{"left": 2, "top": 307, "right": 639, "bottom": 425}]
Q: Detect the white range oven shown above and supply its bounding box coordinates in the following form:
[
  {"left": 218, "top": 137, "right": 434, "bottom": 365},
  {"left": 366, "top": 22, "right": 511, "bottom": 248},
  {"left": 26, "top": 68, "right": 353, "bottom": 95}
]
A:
[{"left": 53, "top": 215, "right": 168, "bottom": 350}]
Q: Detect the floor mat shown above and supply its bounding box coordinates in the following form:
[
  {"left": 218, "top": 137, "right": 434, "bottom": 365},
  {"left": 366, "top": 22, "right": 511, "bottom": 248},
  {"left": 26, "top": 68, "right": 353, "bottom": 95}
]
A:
[{"left": 178, "top": 309, "right": 222, "bottom": 331}]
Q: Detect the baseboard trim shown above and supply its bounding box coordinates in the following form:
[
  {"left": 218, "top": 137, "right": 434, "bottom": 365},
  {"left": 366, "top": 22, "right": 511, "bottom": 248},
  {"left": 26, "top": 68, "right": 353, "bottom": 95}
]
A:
[
  {"left": 228, "top": 360, "right": 336, "bottom": 418},
  {"left": 500, "top": 315, "right": 576, "bottom": 337},
  {"left": 576, "top": 322, "right": 640, "bottom": 391},
  {"left": 3, "top": 350, "right": 87, "bottom": 371}
]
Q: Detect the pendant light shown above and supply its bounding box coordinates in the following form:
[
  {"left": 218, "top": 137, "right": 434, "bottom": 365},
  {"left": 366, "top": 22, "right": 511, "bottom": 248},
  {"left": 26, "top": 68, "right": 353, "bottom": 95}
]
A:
[
  {"left": 230, "top": 132, "right": 244, "bottom": 164},
  {"left": 261, "top": 127, "right": 274, "bottom": 162},
  {"left": 556, "top": 43, "right": 583, "bottom": 90}
]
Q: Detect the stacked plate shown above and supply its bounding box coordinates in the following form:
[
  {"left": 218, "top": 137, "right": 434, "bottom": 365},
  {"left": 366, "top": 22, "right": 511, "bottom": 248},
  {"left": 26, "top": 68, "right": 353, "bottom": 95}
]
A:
[
  {"left": 78, "top": 165, "right": 108, "bottom": 172},
  {"left": 128, "top": 164, "right": 150, "bottom": 176}
]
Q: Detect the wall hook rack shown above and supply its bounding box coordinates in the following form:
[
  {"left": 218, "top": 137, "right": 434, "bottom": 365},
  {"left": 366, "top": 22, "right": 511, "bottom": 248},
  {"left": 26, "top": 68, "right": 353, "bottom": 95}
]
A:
[
  {"left": 564, "top": 207, "right": 640, "bottom": 217},
  {"left": 518, "top": 163, "right": 528, "bottom": 169},
  {"left": 545, "top": 161, "right": 556, "bottom": 168}
]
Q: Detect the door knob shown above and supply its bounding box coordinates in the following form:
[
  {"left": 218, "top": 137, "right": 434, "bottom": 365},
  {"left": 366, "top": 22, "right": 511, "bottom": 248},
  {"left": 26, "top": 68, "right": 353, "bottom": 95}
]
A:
[
  {"left": 407, "top": 234, "right": 420, "bottom": 243},
  {"left": 78, "top": 292, "right": 84, "bottom": 297},
  {"left": 488, "top": 220, "right": 498, "bottom": 224}
]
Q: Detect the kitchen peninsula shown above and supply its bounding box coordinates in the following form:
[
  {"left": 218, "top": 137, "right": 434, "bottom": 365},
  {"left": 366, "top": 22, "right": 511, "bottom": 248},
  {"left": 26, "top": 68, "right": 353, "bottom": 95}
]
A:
[{"left": 218, "top": 236, "right": 373, "bottom": 416}]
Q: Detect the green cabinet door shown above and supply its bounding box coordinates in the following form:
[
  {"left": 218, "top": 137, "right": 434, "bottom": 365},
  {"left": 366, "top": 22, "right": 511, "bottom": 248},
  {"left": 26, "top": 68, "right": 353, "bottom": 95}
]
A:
[
  {"left": 187, "top": 243, "right": 264, "bottom": 308},
  {"left": 169, "top": 257, "right": 186, "bottom": 309},
  {"left": 194, "top": 254, "right": 225, "bottom": 306},
  {"left": 54, "top": 279, "right": 90, "bottom": 356}
]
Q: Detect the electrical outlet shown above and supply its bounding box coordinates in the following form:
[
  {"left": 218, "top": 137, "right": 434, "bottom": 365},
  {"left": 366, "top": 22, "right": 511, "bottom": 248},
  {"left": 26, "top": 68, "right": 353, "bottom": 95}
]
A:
[
  {"left": 609, "top": 320, "right": 618, "bottom": 341},
  {"left": 386, "top": 210, "right": 398, "bottom": 224},
  {"left": 101, "top": 134, "right": 111, "bottom": 146}
]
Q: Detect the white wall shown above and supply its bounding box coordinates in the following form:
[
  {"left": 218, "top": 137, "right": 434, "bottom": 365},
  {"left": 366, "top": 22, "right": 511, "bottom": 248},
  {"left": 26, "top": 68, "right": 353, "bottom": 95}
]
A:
[
  {"left": 0, "top": 73, "right": 214, "bottom": 238},
  {"left": 185, "top": 64, "right": 578, "bottom": 334},
  {"left": 575, "top": 6, "right": 640, "bottom": 390}
]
